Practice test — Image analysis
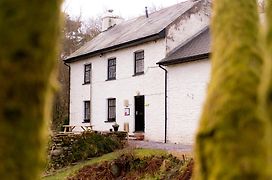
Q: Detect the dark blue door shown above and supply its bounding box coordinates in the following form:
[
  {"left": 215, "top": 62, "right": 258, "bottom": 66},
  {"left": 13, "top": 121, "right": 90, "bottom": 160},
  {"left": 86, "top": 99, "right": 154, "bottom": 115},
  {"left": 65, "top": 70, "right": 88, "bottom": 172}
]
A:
[{"left": 135, "top": 96, "right": 145, "bottom": 132}]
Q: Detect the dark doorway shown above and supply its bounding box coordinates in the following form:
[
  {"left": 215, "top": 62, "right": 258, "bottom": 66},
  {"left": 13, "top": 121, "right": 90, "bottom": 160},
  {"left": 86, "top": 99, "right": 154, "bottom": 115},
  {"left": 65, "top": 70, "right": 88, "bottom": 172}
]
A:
[{"left": 135, "top": 95, "right": 145, "bottom": 132}]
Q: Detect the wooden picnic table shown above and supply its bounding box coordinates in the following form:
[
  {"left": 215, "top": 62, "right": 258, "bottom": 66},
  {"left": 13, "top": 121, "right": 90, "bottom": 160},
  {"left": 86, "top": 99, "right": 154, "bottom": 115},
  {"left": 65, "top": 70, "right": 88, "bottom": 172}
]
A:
[
  {"left": 62, "top": 125, "right": 76, "bottom": 133},
  {"left": 62, "top": 125, "right": 93, "bottom": 133},
  {"left": 80, "top": 125, "right": 93, "bottom": 131}
]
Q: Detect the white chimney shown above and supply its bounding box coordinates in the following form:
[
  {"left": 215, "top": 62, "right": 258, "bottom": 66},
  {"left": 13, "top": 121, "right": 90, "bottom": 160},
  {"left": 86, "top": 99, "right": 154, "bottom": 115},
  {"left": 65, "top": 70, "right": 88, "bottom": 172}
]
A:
[{"left": 102, "top": 10, "right": 124, "bottom": 32}]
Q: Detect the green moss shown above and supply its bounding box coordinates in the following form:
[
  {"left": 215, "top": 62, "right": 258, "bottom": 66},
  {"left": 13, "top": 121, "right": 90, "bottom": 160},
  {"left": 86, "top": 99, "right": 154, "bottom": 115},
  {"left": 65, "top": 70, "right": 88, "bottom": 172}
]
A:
[
  {"left": 194, "top": 1, "right": 270, "bottom": 179},
  {"left": 0, "top": 1, "right": 62, "bottom": 179},
  {"left": 134, "top": 148, "right": 167, "bottom": 158}
]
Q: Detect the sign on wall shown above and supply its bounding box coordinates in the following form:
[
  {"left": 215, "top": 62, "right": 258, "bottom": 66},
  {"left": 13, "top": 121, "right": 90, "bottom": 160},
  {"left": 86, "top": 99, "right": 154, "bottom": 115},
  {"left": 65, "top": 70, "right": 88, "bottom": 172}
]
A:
[{"left": 124, "top": 108, "right": 130, "bottom": 116}]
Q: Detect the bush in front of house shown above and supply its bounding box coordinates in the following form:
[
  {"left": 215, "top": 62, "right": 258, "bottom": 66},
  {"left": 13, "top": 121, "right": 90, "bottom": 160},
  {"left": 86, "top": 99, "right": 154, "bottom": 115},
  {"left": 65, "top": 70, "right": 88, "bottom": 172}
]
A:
[
  {"left": 68, "top": 152, "right": 193, "bottom": 180},
  {"left": 47, "top": 131, "right": 125, "bottom": 171}
]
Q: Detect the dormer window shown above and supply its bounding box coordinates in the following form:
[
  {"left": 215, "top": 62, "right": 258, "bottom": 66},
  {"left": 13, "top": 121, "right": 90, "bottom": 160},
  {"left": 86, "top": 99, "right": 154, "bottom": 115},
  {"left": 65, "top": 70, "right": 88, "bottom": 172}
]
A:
[
  {"left": 134, "top": 51, "right": 144, "bottom": 75},
  {"left": 84, "top": 64, "right": 91, "bottom": 84},
  {"left": 107, "top": 58, "right": 116, "bottom": 80}
]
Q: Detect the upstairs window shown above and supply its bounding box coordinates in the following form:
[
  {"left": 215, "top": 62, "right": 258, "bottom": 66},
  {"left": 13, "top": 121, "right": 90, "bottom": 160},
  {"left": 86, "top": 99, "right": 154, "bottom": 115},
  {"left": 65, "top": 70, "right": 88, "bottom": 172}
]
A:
[
  {"left": 84, "top": 64, "right": 91, "bottom": 84},
  {"left": 134, "top": 51, "right": 144, "bottom": 75},
  {"left": 84, "top": 101, "right": 90, "bottom": 123},
  {"left": 107, "top": 58, "right": 116, "bottom": 80},
  {"left": 107, "top": 98, "right": 116, "bottom": 122}
]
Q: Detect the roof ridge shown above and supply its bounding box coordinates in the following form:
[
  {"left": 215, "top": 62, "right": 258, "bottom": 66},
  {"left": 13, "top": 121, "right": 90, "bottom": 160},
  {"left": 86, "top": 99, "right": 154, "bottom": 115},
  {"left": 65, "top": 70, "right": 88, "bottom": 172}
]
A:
[
  {"left": 114, "top": 1, "right": 198, "bottom": 27},
  {"left": 65, "top": 0, "right": 203, "bottom": 62},
  {"left": 148, "top": 0, "right": 194, "bottom": 16}
]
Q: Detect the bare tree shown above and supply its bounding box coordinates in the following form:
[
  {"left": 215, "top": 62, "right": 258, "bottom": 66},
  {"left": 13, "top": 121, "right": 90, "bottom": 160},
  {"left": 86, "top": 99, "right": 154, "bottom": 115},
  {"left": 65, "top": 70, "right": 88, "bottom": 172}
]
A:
[
  {"left": 258, "top": 0, "right": 265, "bottom": 12},
  {"left": 52, "top": 13, "right": 101, "bottom": 131},
  {"left": 149, "top": 3, "right": 163, "bottom": 13}
]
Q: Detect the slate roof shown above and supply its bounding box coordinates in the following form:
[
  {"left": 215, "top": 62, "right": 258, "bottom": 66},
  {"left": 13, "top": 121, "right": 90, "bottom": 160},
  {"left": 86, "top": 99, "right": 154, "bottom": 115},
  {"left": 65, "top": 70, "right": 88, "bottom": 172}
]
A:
[
  {"left": 158, "top": 27, "right": 211, "bottom": 65},
  {"left": 65, "top": 0, "right": 199, "bottom": 62}
]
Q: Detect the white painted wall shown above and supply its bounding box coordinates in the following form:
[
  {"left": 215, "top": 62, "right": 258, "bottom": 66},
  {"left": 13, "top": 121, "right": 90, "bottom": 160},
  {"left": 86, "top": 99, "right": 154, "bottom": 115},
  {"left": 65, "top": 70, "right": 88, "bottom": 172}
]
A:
[
  {"left": 167, "top": 59, "right": 211, "bottom": 145},
  {"left": 70, "top": 61, "right": 91, "bottom": 127},
  {"left": 69, "top": 39, "right": 167, "bottom": 142},
  {"left": 69, "top": 0, "right": 212, "bottom": 144},
  {"left": 70, "top": 53, "right": 211, "bottom": 144}
]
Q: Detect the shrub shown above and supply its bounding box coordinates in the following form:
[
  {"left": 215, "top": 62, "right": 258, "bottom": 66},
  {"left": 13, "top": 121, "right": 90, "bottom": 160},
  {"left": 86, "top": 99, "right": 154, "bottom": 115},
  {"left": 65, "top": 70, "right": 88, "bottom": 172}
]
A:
[
  {"left": 68, "top": 152, "right": 191, "bottom": 180},
  {"left": 47, "top": 132, "right": 125, "bottom": 171}
]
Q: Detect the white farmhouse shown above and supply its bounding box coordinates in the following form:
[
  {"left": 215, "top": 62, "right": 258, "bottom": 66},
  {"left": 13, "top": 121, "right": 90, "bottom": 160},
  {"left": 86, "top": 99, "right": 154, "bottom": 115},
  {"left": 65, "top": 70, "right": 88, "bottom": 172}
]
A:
[{"left": 64, "top": 0, "right": 211, "bottom": 145}]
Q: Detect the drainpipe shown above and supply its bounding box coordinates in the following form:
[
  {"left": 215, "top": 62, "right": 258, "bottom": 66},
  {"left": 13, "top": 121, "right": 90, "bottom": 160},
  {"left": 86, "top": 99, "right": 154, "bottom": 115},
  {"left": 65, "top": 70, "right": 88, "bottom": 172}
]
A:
[
  {"left": 64, "top": 62, "right": 71, "bottom": 124},
  {"left": 159, "top": 65, "right": 168, "bottom": 143}
]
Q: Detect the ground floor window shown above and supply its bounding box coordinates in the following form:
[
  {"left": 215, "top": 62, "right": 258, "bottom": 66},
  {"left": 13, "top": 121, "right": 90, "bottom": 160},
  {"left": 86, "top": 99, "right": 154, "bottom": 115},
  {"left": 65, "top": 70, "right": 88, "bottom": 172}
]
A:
[
  {"left": 108, "top": 98, "right": 116, "bottom": 122},
  {"left": 84, "top": 101, "right": 90, "bottom": 123}
]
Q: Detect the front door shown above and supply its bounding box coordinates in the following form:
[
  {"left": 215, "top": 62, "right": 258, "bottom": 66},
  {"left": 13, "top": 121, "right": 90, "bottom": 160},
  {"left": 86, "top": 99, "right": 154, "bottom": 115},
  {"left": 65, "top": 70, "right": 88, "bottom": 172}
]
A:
[{"left": 135, "top": 95, "right": 145, "bottom": 132}]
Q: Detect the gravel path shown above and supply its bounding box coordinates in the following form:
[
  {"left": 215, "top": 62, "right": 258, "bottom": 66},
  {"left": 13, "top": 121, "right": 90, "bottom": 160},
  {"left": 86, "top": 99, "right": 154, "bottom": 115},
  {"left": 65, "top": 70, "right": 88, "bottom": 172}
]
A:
[{"left": 128, "top": 140, "right": 193, "bottom": 152}]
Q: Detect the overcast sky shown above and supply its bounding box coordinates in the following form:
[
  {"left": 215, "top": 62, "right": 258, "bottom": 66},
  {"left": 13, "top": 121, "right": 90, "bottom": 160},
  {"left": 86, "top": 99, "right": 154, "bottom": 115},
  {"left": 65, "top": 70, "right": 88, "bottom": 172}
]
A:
[{"left": 63, "top": 0, "right": 187, "bottom": 20}]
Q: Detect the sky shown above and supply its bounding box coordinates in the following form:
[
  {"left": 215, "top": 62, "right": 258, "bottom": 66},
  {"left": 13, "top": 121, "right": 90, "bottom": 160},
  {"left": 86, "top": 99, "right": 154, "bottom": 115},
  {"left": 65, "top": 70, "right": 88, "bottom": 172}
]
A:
[{"left": 63, "top": 0, "right": 187, "bottom": 20}]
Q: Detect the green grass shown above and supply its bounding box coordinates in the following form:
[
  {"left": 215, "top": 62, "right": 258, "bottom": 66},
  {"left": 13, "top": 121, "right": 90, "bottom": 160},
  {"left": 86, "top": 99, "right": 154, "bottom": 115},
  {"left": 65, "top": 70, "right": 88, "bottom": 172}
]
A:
[
  {"left": 43, "top": 148, "right": 167, "bottom": 180},
  {"left": 134, "top": 148, "right": 166, "bottom": 157}
]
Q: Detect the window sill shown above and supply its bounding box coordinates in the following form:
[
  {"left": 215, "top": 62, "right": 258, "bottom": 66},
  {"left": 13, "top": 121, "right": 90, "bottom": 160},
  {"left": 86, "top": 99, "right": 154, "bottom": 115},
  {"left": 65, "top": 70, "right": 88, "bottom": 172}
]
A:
[
  {"left": 82, "top": 119, "right": 90, "bottom": 123},
  {"left": 133, "top": 72, "right": 144, "bottom": 77},
  {"left": 82, "top": 82, "right": 90, "bottom": 85},
  {"left": 104, "top": 120, "right": 116, "bottom": 123},
  {"left": 106, "top": 78, "right": 116, "bottom": 81}
]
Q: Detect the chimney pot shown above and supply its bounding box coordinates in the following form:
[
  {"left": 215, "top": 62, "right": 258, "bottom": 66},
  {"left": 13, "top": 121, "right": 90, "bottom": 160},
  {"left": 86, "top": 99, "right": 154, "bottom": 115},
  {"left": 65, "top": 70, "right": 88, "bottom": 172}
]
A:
[
  {"left": 101, "top": 9, "right": 124, "bottom": 32},
  {"left": 145, "top": 7, "right": 149, "bottom": 18}
]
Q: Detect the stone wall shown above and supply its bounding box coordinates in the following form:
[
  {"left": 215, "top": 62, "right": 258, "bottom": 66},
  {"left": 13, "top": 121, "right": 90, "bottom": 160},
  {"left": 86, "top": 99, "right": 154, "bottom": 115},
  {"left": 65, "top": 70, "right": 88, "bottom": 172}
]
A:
[{"left": 47, "top": 131, "right": 127, "bottom": 171}]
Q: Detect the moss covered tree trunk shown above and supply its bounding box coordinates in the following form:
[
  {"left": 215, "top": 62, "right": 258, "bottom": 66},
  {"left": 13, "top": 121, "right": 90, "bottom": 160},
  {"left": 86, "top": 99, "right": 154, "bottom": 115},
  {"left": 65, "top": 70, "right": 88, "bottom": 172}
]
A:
[
  {"left": 0, "top": 1, "right": 61, "bottom": 179},
  {"left": 265, "top": 0, "right": 272, "bottom": 117},
  {"left": 267, "top": 1, "right": 272, "bottom": 52},
  {"left": 263, "top": 0, "right": 272, "bottom": 171},
  {"left": 194, "top": 0, "right": 269, "bottom": 179}
]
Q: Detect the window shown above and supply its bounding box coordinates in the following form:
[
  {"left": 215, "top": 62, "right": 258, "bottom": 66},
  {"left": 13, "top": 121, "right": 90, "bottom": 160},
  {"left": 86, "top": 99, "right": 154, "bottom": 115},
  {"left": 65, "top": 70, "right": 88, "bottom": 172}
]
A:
[
  {"left": 107, "top": 98, "right": 116, "bottom": 122},
  {"left": 107, "top": 58, "right": 116, "bottom": 80},
  {"left": 134, "top": 51, "right": 144, "bottom": 75},
  {"left": 84, "top": 101, "right": 90, "bottom": 123},
  {"left": 84, "top": 64, "right": 91, "bottom": 84}
]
